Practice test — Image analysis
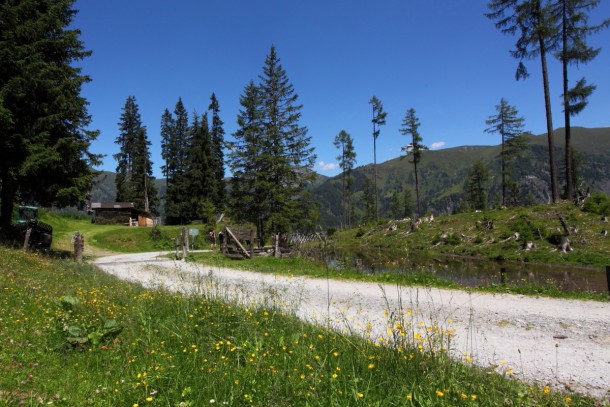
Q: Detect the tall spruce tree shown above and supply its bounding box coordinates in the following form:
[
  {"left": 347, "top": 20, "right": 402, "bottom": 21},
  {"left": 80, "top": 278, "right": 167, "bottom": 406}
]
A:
[
  {"left": 0, "top": 0, "right": 101, "bottom": 229},
  {"left": 333, "top": 130, "right": 357, "bottom": 228},
  {"left": 208, "top": 93, "right": 225, "bottom": 210},
  {"left": 368, "top": 96, "right": 387, "bottom": 219},
  {"left": 228, "top": 81, "right": 265, "bottom": 242},
  {"left": 550, "top": 0, "right": 608, "bottom": 200},
  {"left": 114, "top": 96, "right": 157, "bottom": 213},
  {"left": 160, "top": 98, "right": 190, "bottom": 224},
  {"left": 486, "top": 0, "right": 561, "bottom": 202},
  {"left": 400, "top": 108, "right": 427, "bottom": 217},
  {"left": 132, "top": 127, "right": 158, "bottom": 214},
  {"left": 485, "top": 98, "right": 528, "bottom": 206},
  {"left": 186, "top": 112, "right": 215, "bottom": 223},
  {"left": 259, "top": 46, "right": 316, "bottom": 238}
]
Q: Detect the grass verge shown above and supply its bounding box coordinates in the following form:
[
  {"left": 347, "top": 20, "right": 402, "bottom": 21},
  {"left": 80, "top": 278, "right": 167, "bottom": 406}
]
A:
[{"left": 190, "top": 251, "right": 609, "bottom": 302}]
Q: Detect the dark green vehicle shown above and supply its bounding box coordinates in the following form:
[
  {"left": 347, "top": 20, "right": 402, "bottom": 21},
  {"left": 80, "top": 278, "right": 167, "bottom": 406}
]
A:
[{"left": 12, "top": 205, "right": 53, "bottom": 248}]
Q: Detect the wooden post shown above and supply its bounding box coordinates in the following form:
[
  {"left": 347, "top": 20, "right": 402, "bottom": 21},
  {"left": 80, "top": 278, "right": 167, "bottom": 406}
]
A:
[
  {"left": 22, "top": 227, "right": 32, "bottom": 251},
  {"left": 181, "top": 227, "right": 188, "bottom": 260},
  {"left": 221, "top": 228, "right": 227, "bottom": 255},
  {"left": 606, "top": 266, "right": 610, "bottom": 295},
  {"left": 500, "top": 267, "right": 506, "bottom": 286},
  {"left": 73, "top": 231, "right": 84, "bottom": 263},
  {"left": 274, "top": 233, "right": 280, "bottom": 258},
  {"left": 249, "top": 229, "right": 254, "bottom": 258}
]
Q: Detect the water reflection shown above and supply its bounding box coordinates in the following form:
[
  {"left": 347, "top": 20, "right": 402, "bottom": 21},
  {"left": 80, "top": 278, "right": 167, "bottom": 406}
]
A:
[{"left": 324, "top": 249, "right": 607, "bottom": 294}]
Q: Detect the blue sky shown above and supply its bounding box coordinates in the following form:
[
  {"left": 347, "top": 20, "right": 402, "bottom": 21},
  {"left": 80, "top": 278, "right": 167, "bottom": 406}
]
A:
[{"left": 72, "top": 0, "right": 610, "bottom": 178}]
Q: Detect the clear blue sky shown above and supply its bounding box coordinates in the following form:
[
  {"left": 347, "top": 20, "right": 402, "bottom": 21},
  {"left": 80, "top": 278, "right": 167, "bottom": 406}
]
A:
[{"left": 71, "top": 0, "right": 610, "bottom": 179}]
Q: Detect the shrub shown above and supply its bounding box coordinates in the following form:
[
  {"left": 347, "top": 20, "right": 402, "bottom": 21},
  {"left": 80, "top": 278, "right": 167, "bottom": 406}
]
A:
[
  {"left": 355, "top": 227, "right": 365, "bottom": 238},
  {"left": 583, "top": 192, "right": 610, "bottom": 216}
]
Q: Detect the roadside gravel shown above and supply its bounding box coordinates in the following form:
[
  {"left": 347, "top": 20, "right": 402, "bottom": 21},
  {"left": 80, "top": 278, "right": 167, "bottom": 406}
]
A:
[{"left": 93, "top": 251, "right": 610, "bottom": 400}]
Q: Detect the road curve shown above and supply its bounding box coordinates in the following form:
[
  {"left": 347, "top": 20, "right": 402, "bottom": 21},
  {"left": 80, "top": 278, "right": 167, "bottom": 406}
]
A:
[{"left": 93, "top": 251, "right": 610, "bottom": 399}]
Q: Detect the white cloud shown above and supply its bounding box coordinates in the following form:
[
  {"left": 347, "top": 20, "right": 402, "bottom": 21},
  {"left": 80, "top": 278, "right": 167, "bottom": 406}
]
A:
[
  {"left": 317, "top": 161, "right": 339, "bottom": 172},
  {"left": 430, "top": 141, "right": 446, "bottom": 150}
]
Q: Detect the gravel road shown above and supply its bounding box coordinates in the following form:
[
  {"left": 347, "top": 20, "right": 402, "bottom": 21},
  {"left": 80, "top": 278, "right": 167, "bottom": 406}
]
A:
[{"left": 93, "top": 251, "right": 610, "bottom": 400}]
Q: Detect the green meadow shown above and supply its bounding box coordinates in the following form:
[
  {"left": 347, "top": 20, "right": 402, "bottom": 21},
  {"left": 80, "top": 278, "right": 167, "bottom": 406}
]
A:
[
  {"left": 3, "top": 205, "right": 609, "bottom": 405},
  {"left": 0, "top": 246, "right": 596, "bottom": 406}
]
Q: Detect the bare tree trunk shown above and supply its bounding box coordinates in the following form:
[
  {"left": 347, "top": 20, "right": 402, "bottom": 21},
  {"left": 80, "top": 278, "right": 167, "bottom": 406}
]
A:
[
  {"left": 561, "top": 0, "right": 573, "bottom": 201},
  {"left": 501, "top": 129, "right": 506, "bottom": 206},
  {"left": 373, "top": 129, "right": 378, "bottom": 220},
  {"left": 539, "top": 33, "right": 560, "bottom": 203},
  {"left": 414, "top": 160, "right": 421, "bottom": 218}
]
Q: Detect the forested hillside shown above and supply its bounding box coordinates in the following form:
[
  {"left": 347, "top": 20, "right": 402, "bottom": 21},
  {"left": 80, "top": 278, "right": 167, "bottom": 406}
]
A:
[
  {"left": 311, "top": 127, "right": 610, "bottom": 226},
  {"left": 90, "top": 127, "right": 610, "bottom": 227}
]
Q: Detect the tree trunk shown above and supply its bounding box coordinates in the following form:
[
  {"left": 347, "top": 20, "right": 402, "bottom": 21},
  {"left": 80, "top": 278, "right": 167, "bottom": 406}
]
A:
[
  {"left": 0, "top": 166, "right": 15, "bottom": 231},
  {"left": 539, "top": 34, "right": 560, "bottom": 203},
  {"left": 501, "top": 129, "right": 506, "bottom": 206},
  {"left": 181, "top": 227, "right": 188, "bottom": 260},
  {"left": 414, "top": 160, "right": 421, "bottom": 218},
  {"left": 373, "top": 127, "right": 378, "bottom": 220},
  {"left": 561, "top": 0, "right": 573, "bottom": 201}
]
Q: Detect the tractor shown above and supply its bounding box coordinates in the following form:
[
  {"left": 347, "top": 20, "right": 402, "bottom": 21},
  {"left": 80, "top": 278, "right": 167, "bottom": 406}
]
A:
[{"left": 11, "top": 205, "right": 53, "bottom": 249}]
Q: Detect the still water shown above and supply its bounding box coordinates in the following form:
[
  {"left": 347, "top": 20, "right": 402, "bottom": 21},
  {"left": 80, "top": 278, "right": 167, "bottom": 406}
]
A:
[{"left": 323, "top": 249, "right": 609, "bottom": 294}]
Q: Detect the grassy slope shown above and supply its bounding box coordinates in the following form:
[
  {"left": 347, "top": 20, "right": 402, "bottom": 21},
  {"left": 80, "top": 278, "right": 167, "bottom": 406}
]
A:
[
  {"left": 42, "top": 211, "right": 207, "bottom": 257},
  {"left": 337, "top": 202, "right": 610, "bottom": 268},
  {"left": 37, "top": 204, "right": 609, "bottom": 301}
]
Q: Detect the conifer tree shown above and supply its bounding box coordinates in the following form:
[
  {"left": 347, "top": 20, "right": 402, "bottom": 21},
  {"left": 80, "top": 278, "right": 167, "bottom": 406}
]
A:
[
  {"left": 369, "top": 96, "right": 387, "bottom": 219},
  {"left": 114, "top": 96, "right": 157, "bottom": 213},
  {"left": 486, "top": 0, "right": 561, "bottom": 202},
  {"left": 333, "top": 130, "right": 357, "bottom": 228},
  {"left": 160, "top": 98, "right": 190, "bottom": 224},
  {"left": 466, "top": 161, "right": 491, "bottom": 211},
  {"left": 361, "top": 176, "right": 376, "bottom": 223},
  {"left": 186, "top": 113, "right": 215, "bottom": 223},
  {"left": 228, "top": 81, "right": 264, "bottom": 238},
  {"left": 550, "top": 0, "right": 608, "bottom": 199},
  {"left": 389, "top": 191, "right": 402, "bottom": 220},
  {"left": 208, "top": 93, "right": 226, "bottom": 209},
  {"left": 485, "top": 98, "right": 528, "bottom": 206},
  {"left": 403, "top": 188, "right": 414, "bottom": 218},
  {"left": 400, "top": 108, "right": 427, "bottom": 217},
  {"left": 0, "top": 0, "right": 101, "bottom": 229},
  {"left": 229, "top": 46, "right": 315, "bottom": 243}
]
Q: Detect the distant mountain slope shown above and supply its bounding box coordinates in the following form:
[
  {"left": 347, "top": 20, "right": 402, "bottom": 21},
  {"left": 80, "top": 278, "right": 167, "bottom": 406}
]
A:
[
  {"left": 311, "top": 127, "right": 610, "bottom": 226},
  {"left": 90, "top": 127, "right": 610, "bottom": 227},
  {"left": 90, "top": 171, "right": 166, "bottom": 205}
]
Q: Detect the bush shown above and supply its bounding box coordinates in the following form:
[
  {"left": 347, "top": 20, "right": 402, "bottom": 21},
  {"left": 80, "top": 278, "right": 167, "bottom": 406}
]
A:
[
  {"left": 583, "top": 192, "right": 610, "bottom": 216},
  {"left": 355, "top": 227, "right": 365, "bottom": 238}
]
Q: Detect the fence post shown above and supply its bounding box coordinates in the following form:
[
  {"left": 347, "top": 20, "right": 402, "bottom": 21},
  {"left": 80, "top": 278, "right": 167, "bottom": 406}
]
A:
[
  {"left": 23, "top": 227, "right": 32, "bottom": 251},
  {"left": 606, "top": 266, "right": 610, "bottom": 295},
  {"left": 73, "top": 231, "right": 84, "bottom": 263},
  {"left": 181, "top": 227, "right": 188, "bottom": 260},
  {"left": 500, "top": 267, "right": 506, "bottom": 286}
]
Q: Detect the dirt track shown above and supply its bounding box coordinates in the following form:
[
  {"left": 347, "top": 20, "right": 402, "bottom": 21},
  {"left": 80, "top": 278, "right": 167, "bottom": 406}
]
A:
[{"left": 94, "top": 251, "right": 610, "bottom": 399}]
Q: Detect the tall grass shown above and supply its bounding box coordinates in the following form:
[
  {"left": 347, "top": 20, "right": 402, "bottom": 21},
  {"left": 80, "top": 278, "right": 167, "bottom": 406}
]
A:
[{"left": 0, "top": 247, "right": 598, "bottom": 406}]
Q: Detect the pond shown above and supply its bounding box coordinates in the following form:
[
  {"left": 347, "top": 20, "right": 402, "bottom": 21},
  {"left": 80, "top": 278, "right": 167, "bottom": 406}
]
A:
[{"left": 320, "top": 248, "right": 609, "bottom": 294}]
